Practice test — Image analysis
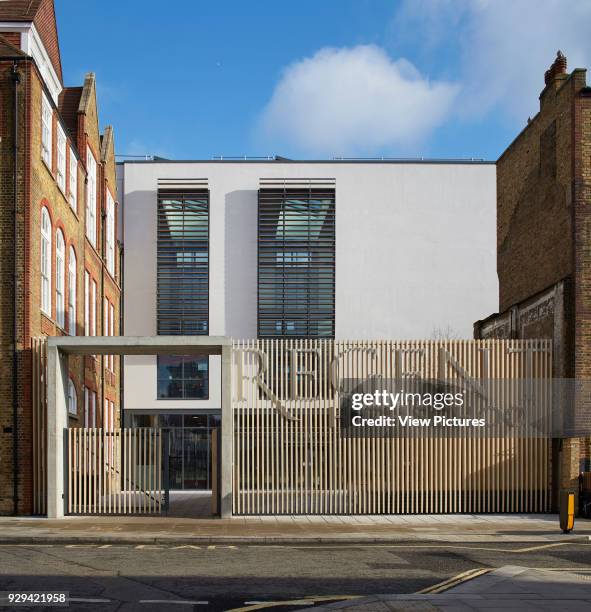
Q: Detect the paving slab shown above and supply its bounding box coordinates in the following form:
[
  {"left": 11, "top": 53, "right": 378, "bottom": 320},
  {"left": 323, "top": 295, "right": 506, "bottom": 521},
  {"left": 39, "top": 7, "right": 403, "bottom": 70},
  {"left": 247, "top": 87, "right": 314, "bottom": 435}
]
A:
[
  {"left": 303, "top": 565, "right": 591, "bottom": 611},
  {"left": 0, "top": 514, "right": 590, "bottom": 544}
]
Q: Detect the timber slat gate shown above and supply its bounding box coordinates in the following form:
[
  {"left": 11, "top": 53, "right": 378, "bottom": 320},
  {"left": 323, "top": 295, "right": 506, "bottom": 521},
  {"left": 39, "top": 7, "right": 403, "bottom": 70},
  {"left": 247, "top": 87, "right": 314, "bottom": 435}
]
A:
[
  {"left": 232, "top": 339, "right": 553, "bottom": 515},
  {"left": 67, "top": 428, "right": 163, "bottom": 515}
]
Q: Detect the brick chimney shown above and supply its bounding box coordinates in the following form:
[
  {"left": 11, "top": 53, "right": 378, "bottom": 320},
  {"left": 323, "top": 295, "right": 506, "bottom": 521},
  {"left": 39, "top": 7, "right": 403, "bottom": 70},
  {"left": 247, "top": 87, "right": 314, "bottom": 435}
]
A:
[
  {"left": 539, "top": 51, "right": 569, "bottom": 110},
  {"left": 544, "top": 50, "right": 568, "bottom": 86}
]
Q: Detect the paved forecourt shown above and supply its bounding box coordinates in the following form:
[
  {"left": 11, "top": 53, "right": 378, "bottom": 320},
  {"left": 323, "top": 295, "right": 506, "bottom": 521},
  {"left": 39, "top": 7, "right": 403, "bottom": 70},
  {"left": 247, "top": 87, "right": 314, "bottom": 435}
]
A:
[{"left": 0, "top": 514, "right": 589, "bottom": 545}]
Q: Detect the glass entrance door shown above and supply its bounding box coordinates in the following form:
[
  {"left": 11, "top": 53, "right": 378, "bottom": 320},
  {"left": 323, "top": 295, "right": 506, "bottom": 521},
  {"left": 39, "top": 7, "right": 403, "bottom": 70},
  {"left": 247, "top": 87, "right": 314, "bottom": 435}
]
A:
[
  {"left": 183, "top": 428, "right": 209, "bottom": 489},
  {"left": 169, "top": 427, "right": 184, "bottom": 489},
  {"left": 128, "top": 412, "right": 220, "bottom": 490}
]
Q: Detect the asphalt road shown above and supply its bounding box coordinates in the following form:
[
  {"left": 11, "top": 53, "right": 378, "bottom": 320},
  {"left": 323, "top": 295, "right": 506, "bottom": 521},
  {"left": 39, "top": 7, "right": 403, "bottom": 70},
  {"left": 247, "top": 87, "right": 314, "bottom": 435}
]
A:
[{"left": 1, "top": 541, "right": 591, "bottom": 611}]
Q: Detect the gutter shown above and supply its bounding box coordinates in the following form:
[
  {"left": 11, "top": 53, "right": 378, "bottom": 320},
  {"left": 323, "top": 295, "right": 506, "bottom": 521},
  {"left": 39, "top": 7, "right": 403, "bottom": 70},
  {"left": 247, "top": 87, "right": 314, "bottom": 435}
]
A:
[
  {"left": 10, "top": 60, "right": 21, "bottom": 515},
  {"left": 119, "top": 239, "right": 124, "bottom": 427}
]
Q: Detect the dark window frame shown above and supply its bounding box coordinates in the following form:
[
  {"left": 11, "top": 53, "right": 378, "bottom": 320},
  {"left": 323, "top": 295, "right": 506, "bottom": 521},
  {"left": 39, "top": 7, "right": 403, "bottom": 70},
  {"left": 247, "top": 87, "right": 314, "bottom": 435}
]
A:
[
  {"left": 157, "top": 187, "right": 210, "bottom": 400},
  {"left": 157, "top": 354, "right": 210, "bottom": 400},
  {"left": 257, "top": 187, "right": 336, "bottom": 339},
  {"left": 157, "top": 188, "right": 210, "bottom": 336}
]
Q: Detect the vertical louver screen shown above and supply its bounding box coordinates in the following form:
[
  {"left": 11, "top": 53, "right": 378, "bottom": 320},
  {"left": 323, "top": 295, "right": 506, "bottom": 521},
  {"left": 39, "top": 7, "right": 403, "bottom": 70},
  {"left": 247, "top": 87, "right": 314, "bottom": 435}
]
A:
[
  {"left": 157, "top": 188, "right": 209, "bottom": 335},
  {"left": 258, "top": 185, "right": 336, "bottom": 338}
]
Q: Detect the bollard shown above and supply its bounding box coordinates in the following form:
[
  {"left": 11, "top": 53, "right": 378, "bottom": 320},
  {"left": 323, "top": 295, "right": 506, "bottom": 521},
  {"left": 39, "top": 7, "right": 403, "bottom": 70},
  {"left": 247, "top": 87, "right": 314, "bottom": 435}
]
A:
[{"left": 559, "top": 489, "right": 575, "bottom": 533}]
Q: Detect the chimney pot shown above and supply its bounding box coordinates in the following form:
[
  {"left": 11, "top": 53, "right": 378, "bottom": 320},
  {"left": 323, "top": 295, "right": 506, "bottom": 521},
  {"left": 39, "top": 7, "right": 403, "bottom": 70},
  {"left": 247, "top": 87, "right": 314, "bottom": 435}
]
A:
[
  {"left": 554, "top": 50, "right": 567, "bottom": 74},
  {"left": 544, "top": 51, "right": 567, "bottom": 86},
  {"left": 544, "top": 68, "right": 552, "bottom": 85}
]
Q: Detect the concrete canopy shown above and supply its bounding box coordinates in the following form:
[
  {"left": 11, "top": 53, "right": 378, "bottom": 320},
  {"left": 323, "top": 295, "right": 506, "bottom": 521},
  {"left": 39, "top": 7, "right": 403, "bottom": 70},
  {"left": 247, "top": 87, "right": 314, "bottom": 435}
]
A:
[
  {"left": 46, "top": 336, "right": 233, "bottom": 519},
  {"left": 47, "top": 335, "right": 232, "bottom": 355}
]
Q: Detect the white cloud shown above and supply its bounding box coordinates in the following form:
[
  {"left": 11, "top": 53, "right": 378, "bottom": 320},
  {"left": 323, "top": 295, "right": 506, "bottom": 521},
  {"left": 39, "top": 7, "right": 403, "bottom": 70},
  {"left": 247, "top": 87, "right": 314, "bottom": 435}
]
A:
[
  {"left": 258, "top": 45, "right": 459, "bottom": 156},
  {"left": 394, "top": 0, "right": 591, "bottom": 121}
]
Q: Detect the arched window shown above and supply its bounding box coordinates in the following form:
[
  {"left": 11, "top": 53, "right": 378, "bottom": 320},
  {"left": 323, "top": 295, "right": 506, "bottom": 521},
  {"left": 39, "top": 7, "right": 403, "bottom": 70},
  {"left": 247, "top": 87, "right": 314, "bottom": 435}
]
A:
[
  {"left": 40, "top": 207, "right": 52, "bottom": 315},
  {"left": 67, "top": 378, "right": 77, "bottom": 416},
  {"left": 68, "top": 246, "right": 77, "bottom": 335},
  {"left": 55, "top": 229, "right": 65, "bottom": 328}
]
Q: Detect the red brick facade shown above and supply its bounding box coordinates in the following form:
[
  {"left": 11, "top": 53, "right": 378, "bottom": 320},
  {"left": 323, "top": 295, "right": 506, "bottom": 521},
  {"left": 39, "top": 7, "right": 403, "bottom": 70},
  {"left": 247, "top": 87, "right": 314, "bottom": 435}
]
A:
[
  {"left": 475, "top": 53, "right": 591, "bottom": 508},
  {"left": 0, "top": 0, "right": 121, "bottom": 515}
]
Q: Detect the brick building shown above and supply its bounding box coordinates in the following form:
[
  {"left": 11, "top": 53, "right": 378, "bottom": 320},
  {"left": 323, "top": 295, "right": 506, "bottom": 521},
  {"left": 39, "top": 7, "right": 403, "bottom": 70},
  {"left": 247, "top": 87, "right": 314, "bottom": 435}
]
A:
[
  {"left": 0, "top": 0, "right": 121, "bottom": 515},
  {"left": 475, "top": 52, "right": 591, "bottom": 508}
]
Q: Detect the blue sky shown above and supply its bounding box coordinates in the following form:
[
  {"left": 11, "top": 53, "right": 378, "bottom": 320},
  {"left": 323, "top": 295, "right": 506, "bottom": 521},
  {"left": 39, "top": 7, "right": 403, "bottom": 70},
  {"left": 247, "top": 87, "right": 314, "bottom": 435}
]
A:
[{"left": 56, "top": 0, "right": 591, "bottom": 161}]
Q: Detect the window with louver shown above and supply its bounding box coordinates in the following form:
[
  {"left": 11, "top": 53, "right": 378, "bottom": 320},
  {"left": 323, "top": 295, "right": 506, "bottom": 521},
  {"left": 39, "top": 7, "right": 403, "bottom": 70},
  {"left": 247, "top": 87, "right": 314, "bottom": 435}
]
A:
[
  {"left": 157, "top": 188, "right": 209, "bottom": 335},
  {"left": 258, "top": 186, "right": 335, "bottom": 338}
]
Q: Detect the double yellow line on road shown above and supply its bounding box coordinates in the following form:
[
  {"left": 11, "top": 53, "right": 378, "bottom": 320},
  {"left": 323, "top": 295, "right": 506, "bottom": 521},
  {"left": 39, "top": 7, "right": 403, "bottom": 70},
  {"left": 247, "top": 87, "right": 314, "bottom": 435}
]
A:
[
  {"left": 227, "top": 594, "right": 362, "bottom": 611},
  {"left": 417, "top": 567, "right": 492, "bottom": 594}
]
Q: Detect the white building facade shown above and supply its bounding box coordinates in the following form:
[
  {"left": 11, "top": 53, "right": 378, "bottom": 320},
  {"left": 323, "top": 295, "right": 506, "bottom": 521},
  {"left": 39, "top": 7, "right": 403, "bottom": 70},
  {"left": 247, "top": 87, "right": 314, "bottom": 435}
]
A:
[{"left": 118, "top": 159, "right": 497, "bottom": 490}]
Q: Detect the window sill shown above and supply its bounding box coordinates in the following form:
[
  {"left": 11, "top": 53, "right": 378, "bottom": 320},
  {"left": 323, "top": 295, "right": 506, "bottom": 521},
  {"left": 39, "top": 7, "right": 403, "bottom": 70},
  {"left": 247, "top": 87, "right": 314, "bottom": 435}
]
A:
[{"left": 156, "top": 397, "right": 210, "bottom": 401}]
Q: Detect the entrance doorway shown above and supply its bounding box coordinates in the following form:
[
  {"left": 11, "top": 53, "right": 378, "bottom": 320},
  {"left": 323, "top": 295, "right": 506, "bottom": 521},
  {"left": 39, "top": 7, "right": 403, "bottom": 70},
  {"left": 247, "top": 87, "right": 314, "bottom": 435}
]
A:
[
  {"left": 126, "top": 412, "right": 220, "bottom": 517},
  {"left": 127, "top": 412, "right": 220, "bottom": 491}
]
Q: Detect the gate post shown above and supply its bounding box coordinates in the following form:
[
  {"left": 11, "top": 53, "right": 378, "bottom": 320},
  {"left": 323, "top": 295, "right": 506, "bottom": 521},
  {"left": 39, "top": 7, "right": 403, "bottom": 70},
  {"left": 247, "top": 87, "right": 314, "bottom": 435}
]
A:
[
  {"left": 220, "top": 344, "right": 232, "bottom": 518},
  {"left": 162, "top": 429, "right": 170, "bottom": 513},
  {"left": 46, "top": 342, "right": 68, "bottom": 518}
]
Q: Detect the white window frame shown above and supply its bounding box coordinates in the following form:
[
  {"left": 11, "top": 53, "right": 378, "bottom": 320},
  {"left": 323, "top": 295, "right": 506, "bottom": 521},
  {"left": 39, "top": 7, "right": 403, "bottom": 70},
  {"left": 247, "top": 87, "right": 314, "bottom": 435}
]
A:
[
  {"left": 68, "top": 246, "right": 77, "bottom": 335},
  {"left": 91, "top": 279, "right": 97, "bottom": 336},
  {"left": 106, "top": 190, "right": 115, "bottom": 276},
  {"left": 41, "top": 92, "right": 52, "bottom": 168},
  {"left": 104, "top": 296, "right": 109, "bottom": 371},
  {"left": 110, "top": 302, "right": 115, "bottom": 371},
  {"left": 106, "top": 399, "right": 115, "bottom": 464},
  {"left": 67, "top": 379, "right": 77, "bottom": 416},
  {"left": 55, "top": 229, "right": 65, "bottom": 328},
  {"left": 69, "top": 148, "right": 77, "bottom": 211},
  {"left": 40, "top": 207, "right": 52, "bottom": 316},
  {"left": 104, "top": 297, "right": 108, "bottom": 337},
  {"left": 56, "top": 124, "right": 66, "bottom": 193},
  {"left": 84, "top": 387, "right": 95, "bottom": 428},
  {"left": 86, "top": 147, "right": 97, "bottom": 246},
  {"left": 84, "top": 271, "right": 90, "bottom": 336}
]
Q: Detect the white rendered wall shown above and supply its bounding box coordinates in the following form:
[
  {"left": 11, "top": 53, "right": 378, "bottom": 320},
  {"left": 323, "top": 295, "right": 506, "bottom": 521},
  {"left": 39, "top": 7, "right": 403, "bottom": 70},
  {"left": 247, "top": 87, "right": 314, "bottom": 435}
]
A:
[{"left": 120, "top": 161, "right": 497, "bottom": 411}]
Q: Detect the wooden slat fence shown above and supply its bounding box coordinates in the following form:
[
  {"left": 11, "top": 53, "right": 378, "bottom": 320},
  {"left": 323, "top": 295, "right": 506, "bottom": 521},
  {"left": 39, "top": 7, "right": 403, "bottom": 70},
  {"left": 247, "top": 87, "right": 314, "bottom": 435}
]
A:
[
  {"left": 67, "top": 428, "right": 163, "bottom": 515},
  {"left": 232, "top": 339, "right": 553, "bottom": 515}
]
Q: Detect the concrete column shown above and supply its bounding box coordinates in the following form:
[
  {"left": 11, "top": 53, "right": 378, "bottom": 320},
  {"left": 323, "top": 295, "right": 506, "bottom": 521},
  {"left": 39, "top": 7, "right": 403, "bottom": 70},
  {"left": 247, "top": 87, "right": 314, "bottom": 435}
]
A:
[
  {"left": 46, "top": 344, "right": 68, "bottom": 519},
  {"left": 220, "top": 344, "right": 233, "bottom": 518}
]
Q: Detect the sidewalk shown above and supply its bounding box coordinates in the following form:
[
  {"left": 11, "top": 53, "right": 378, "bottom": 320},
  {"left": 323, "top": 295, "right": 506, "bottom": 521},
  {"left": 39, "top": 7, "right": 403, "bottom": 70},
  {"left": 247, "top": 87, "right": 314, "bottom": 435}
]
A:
[
  {"left": 0, "top": 514, "right": 590, "bottom": 544},
  {"left": 303, "top": 565, "right": 591, "bottom": 610}
]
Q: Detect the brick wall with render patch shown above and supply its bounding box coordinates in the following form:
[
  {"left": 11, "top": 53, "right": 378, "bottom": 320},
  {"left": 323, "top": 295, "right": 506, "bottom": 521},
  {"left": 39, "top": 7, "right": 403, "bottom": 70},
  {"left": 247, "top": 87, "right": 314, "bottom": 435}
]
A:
[
  {"left": 497, "top": 53, "right": 574, "bottom": 315},
  {"left": 573, "top": 70, "right": 591, "bottom": 473},
  {"left": 475, "top": 53, "right": 591, "bottom": 509}
]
